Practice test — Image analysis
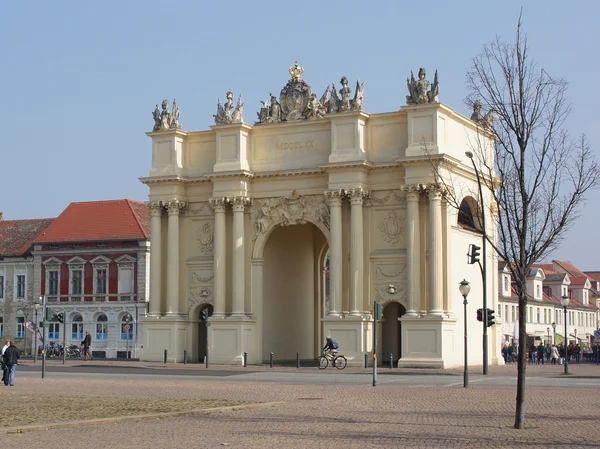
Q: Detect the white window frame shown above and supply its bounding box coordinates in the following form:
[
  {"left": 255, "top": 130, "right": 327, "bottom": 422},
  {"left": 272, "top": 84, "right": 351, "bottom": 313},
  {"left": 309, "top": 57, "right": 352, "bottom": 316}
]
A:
[
  {"left": 43, "top": 257, "right": 62, "bottom": 302},
  {"left": 16, "top": 316, "right": 25, "bottom": 339},
  {"left": 120, "top": 314, "right": 134, "bottom": 340},
  {"left": 91, "top": 256, "right": 111, "bottom": 301},
  {"left": 71, "top": 313, "right": 83, "bottom": 340},
  {"left": 14, "top": 269, "right": 27, "bottom": 300},
  {"left": 48, "top": 322, "right": 60, "bottom": 340},
  {"left": 96, "top": 314, "right": 108, "bottom": 340},
  {"left": 67, "top": 256, "right": 86, "bottom": 302},
  {"left": 116, "top": 255, "right": 136, "bottom": 301}
]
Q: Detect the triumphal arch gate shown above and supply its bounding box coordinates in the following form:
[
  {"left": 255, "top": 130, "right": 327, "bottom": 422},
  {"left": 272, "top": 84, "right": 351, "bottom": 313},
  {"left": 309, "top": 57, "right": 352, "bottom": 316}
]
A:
[{"left": 141, "top": 63, "right": 501, "bottom": 368}]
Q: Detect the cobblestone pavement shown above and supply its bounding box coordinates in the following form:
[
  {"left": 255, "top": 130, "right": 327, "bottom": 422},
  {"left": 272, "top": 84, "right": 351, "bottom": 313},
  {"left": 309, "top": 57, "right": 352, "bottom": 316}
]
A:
[{"left": 2, "top": 365, "right": 600, "bottom": 448}]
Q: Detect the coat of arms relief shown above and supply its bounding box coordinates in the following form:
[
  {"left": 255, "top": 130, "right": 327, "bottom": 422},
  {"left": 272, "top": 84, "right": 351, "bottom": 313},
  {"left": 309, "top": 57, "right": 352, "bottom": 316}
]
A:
[
  {"left": 196, "top": 221, "right": 214, "bottom": 255},
  {"left": 253, "top": 191, "right": 330, "bottom": 240},
  {"left": 188, "top": 269, "right": 213, "bottom": 314}
]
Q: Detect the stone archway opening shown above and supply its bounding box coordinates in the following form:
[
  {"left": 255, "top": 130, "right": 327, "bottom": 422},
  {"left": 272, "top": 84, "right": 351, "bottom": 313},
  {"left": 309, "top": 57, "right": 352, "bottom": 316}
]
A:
[
  {"left": 261, "top": 222, "right": 327, "bottom": 362},
  {"left": 381, "top": 302, "right": 407, "bottom": 366},
  {"left": 198, "top": 304, "right": 213, "bottom": 363}
]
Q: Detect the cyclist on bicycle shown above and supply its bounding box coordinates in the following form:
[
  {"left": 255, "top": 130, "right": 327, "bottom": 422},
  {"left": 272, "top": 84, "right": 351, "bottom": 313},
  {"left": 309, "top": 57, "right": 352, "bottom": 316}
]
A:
[{"left": 323, "top": 336, "right": 339, "bottom": 354}]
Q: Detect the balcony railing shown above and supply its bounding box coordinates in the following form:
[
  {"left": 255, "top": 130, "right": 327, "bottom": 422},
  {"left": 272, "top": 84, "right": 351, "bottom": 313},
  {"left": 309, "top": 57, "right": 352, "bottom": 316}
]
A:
[
  {"left": 47, "top": 296, "right": 58, "bottom": 303},
  {"left": 70, "top": 296, "right": 82, "bottom": 302},
  {"left": 94, "top": 295, "right": 107, "bottom": 302}
]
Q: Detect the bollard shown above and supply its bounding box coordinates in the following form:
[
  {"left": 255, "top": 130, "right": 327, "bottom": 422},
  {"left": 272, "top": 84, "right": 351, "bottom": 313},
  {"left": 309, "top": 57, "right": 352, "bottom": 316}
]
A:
[
  {"left": 296, "top": 352, "right": 300, "bottom": 369},
  {"left": 364, "top": 353, "right": 368, "bottom": 368},
  {"left": 270, "top": 352, "right": 274, "bottom": 368},
  {"left": 164, "top": 349, "right": 167, "bottom": 364},
  {"left": 243, "top": 351, "right": 247, "bottom": 367},
  {"left": 183, "top": 349, "right": 187, "bottom": 365},
  {"left": 390, "top": 353, "right": 393, "bottom": 369}
]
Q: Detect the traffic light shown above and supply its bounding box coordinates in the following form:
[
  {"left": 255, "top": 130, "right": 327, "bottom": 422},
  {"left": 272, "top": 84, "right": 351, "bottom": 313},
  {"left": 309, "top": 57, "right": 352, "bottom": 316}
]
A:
[
  {"left": 476, "top": 308, "right": 483, "bottom": 322},
  {"left": 375, "top": 302, "right": 383, "bottom": 320},
  {"left": 45, "top": 307, "right": 55, "bottom": 321},
  {"left": 486, "top": 308, "right": 495, "bottom": 327},
  {"left": 200, "top": 309, "right": 209, "bottom": 321},
  {"left": 56, "top": 313, "right": 64, "bottom": 323},
  {"left": 469, "top": 244, "right": 481, "bottom": 265}
]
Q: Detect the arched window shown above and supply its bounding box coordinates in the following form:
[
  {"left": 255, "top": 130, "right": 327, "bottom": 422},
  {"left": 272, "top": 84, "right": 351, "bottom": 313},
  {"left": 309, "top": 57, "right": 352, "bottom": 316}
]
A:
[
  {"left": 71, "top": 313, "right": 83, "bottom": 340},
  {"left": 96, "top": 314, "right": 108, "bottom": 340},
  {"left": 121, "top": 314, "right": 133, "bottom": 340},
  {"left": 458, "top": 197, "right": 482, "bottom": 232}
]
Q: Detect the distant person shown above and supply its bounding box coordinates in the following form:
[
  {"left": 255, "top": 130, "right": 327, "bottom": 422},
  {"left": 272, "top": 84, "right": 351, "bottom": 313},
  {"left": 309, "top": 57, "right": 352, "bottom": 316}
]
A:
[
  {"left": 3, "top": 340, "right": 20, "bottom": 386},
  {"left": 1, "top": 339, "right": 9, "bottom": 382},
  {"left": 537, "top": 343, "right": 545, "bottom": 365},
  {"left": 82, "top": 331, "right": 93, "bottom": 360},
  {"left": 550, "top": 345, "right": 559, "bottom": 365},
  {"left": 323, "top": 336, "right": 339, "bottom": 354}
]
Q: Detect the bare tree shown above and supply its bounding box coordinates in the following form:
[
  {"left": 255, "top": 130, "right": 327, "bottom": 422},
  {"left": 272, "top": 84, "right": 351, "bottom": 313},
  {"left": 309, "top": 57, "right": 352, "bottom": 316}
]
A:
[{"left": 466, "top": 16, "right": 599, "bottom": 429}]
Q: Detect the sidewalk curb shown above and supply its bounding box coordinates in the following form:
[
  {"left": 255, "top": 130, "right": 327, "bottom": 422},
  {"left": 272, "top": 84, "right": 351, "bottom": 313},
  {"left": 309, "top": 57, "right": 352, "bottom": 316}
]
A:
[{"left": 3, "top": 401, "right": 286, "bottom": 434}]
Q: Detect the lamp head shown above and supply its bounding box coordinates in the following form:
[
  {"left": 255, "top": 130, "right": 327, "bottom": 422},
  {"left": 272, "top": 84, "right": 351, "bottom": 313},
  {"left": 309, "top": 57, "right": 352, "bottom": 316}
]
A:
[
  {"left": 34, "top": 303, "right": 40, "bottom": 311},
  {"left": 459, "top": 279, "right": 471, "bottom": 297},
  {"left": 552, "top": 322, "right": 556, "bottom": 330},
  {"left": 560, "top": 295, "right": 570, "bottom": 307},
  {"left": 465, "top": 151, "right": 474, "bottom": 159}
]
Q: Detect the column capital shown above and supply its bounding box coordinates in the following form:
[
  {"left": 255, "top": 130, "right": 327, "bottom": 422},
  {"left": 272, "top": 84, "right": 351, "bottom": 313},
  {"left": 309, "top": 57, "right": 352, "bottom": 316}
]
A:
[
  {"left": 347, "top": 188, "right": 370, "bottom": 205},
  {"left": 230, "top": 196, "right": 252, "bottom": 212},
  {"left": 426, "top": 184, "right": 444, "bottom": 200},
  {"left": 147, "top": 201, "right": 163, "bottom": 216},
  {"left": 165, "top": 199, "right": 187, "bottom": 215},
  {"left": 325, "top": 189, "right": 344, "bottom": 206},
  {"left": 209, "top": 197, "right": 228, "bottom": 212}
]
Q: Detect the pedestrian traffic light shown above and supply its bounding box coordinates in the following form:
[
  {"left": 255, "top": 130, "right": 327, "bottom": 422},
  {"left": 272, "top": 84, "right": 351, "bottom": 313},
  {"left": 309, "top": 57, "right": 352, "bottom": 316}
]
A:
[
  {"left": 200, "top": 309, "right": 208, "bottom": 321},
  {"left": 476, "top": 308, "right": 483, "bottom": 322},
  {"left": 56, "top": 313, "right": 64, "bottom": 323},
  {"left": 469, "top": 244, "right": 481, "bottom": 265},
  {"left": 45, "top": 307, "right": 55, "bottom": 321},
  {"left": 486, "top": 308, "right": 495, "bottom": 327}
]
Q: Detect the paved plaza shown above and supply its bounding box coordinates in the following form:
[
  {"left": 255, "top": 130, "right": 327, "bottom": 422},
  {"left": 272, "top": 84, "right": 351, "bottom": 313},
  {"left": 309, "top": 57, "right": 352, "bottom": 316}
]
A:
[{"left": 1, "top": 361, "right": 600, "bottom": 448}]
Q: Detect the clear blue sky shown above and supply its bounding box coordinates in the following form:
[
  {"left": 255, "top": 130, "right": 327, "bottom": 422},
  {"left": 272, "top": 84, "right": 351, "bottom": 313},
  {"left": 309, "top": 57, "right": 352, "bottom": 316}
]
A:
[{"left": 1, "top": 1, "right": 598, "bottom": 268}]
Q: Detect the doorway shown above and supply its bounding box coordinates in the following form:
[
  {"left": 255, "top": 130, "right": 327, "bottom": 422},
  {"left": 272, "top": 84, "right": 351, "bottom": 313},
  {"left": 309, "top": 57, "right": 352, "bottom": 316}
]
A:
[
  {"left": 198, "top": 304, "right": 213, "bottom": 362},
  {"left": 381, "top": 302, "right": 406, "bottom": 366}
]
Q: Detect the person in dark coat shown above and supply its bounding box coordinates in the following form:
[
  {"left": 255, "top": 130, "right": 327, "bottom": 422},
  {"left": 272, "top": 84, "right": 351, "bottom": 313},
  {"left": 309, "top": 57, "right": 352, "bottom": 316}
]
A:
[
  {"left": 3, "top": 340, "right": 20, "bottom": 386},
  {"left": 82, "top": 331, "right": 93, "bottom": 360}
]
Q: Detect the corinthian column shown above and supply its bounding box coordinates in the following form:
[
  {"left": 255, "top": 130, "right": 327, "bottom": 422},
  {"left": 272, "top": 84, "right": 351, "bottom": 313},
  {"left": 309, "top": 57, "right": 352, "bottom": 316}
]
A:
[
  {"left": 166, "top": 200, "right": 186, "bottom": 315},
  {"left": 148, "top": 201, "right": 163, "bottom": 315},
  {"left": 405, "top": 186, "right": 420, "bottom": 316},
  {"left": 428, "top": 187, "right": 444, "bottom": 315},
  {"left": 348, "top": 188, "right": 368, "bottom": 316},
  {"left": 325, "top": 190, "right": 344, "bottom": 316},
  {"left": 231, "top": 196, "right": 250, "bottom": 316},
  {"left": 210, "top": 198, "right": 227, "bottom": 316}
]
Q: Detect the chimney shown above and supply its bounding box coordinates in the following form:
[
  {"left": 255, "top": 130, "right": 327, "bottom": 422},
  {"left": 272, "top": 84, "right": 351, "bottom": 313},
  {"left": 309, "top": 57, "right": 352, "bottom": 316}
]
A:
[{"left": 0, "top": 212, "right": 3, "bottom": 221}]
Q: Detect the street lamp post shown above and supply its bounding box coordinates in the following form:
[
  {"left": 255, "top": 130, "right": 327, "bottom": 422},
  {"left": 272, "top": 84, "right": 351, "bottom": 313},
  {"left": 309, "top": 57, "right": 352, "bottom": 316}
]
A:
[
  {"left": 465, "top": 151, "right": 488, "bottom": 375},
  {"left": 560, "top": 296, "right": 569, "bottom": 375},
  {"left": 125, "top": 317, "right": 130, "bottom": 359},
  {"left": 547, "top": 327, "right": 550, "bottom": 346},
  {"left": 459, "top": 279, "right": 471, "bottom": 388},
  {"left": 552, "top": 322, "right": 556, "bottom": 345},
  {"left": 33, "top": 303, "right": 40, "bottom": 363}
]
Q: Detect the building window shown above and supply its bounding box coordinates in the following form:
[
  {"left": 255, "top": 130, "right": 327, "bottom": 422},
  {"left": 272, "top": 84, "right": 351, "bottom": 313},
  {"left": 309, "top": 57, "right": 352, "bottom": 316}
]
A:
[
  {"left": 0, "top": 275, "right": 4, "bottom": 299},
  {"left": 458, "top": 198, "right": 477, "bottom": 230},
  {"left": 48, "top": 322, "right": 60, "bottom": 340},
  {"left": 536, "top": 285, "right": 540, "bottom": 298},
  {"left": 71, "top": 313, "right": 83, "bottom": 340},
  {"left": 48, "top": 271, "right": 59, "bottom": 296},
  {"left": 120, "top": 314, "right": 133, "bottom": 340},
  {"left": 96, "top": 314, "right": 108, "bottom": 340},
  {"left": 0, "top": 317, "right": 3, "bottom": 338},
  {"left": 96, "top": 269, "right": 107, "bottom": 295},
  {"left": 16, "top": 317, "right": 24, "bottom": 339},
  {"left": 16, "top": 275, "right": 25, "bottom": 299},
  {"left": 504, "top": 276, "right": 509, "bottom": 293},
  {"left": 505, "top": 305, "right": 509, "bottom": 321},
  {"left": 71, "top": 270, "right": 83, "bottom": 296},
  {"left": 536, "top": 308, "right": 540, "bottom": 323}
]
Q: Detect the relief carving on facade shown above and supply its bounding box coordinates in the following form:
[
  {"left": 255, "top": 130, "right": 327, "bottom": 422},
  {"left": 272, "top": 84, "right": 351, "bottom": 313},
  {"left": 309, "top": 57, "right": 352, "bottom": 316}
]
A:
[
  {"left": 378, "top": 210, "right": 404, "bottom": 246},
  {"left": 165, "top": 199, "right": 187, "bottom": 215},
  {"left": 376, "top": 264, "right": 407, "bottom": 279},
  {"left": 253, "top": 191, "right": 330, "bottom": 240},
  {"left": 147, "top": 201, "right": 163, "bottom": 216},
  {"left": 189, "top": 269, "right": 213, "bottom": 313},
  {"left": 375, "top": 283, "right": 407, "bottom": 304},
  {"left": 196, "top": 222, "right": 214, "bottom": 254},
  {"left": 370, "top": 190, "right": 404, "bottom": 206}
]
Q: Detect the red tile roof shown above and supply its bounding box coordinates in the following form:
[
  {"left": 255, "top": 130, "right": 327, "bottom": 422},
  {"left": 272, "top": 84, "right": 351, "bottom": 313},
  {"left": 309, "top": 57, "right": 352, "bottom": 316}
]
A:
[
  {"left": 0, "top": 218, "right": 54, "bottom": 256},
  {"left": 35, "top": 200, "right": 150, "bottom": 243}
]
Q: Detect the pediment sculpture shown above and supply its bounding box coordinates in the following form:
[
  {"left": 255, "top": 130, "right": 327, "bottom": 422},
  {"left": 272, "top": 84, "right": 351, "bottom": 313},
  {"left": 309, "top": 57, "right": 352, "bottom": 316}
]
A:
[
  {"left": 406, "top": 68, "right": 439, "bottom": 104},
  {"left": 152, "top": 99, "right": 181, "bottom": 131},
  {"left": 256, "top": 62, "right": 364, "bottom": 125},
  {"left": 214, "top": 91, "right": 244, "bottom": 125},
  {"left": 470, "top": 101, "right": 496, "bottom": 129}
]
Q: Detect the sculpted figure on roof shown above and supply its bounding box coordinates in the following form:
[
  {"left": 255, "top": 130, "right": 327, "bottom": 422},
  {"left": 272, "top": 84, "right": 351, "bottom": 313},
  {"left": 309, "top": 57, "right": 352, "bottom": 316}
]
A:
[{"left": 406, "top": 68, "right": 439, "bottom": 104}]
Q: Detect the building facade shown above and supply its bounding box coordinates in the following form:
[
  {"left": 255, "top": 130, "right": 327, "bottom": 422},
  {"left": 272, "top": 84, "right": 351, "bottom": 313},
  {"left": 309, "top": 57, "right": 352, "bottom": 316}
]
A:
[
  {"left": 498, "top": 260, "right": 600, "bottom": 348},
  {"left": 0, "top": 214, "right": 54, "bottom": 353},
  {"left": 141, "top": 63, "right": 501, "bottom": 368},
  {"left": 32, "top": 200, "right": 150, "bottom": 358}
]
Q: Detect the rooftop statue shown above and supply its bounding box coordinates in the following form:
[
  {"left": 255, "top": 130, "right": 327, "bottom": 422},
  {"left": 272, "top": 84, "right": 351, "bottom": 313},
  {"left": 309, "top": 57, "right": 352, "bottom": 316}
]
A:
[
  {"left": 214, "top": 92, "right": 244, "bottom": 125},
  {"left": 152, "top": 99, "right": 181, "bottom": 131},
  {"left": 470, "top": 101, "right": 496, "bottom": 129},
  {"left": 406, "top": 68, "right": 439, "bottom": 104},
  {"left": 255, "top": 63, "right": 365, "bottom": 125}
]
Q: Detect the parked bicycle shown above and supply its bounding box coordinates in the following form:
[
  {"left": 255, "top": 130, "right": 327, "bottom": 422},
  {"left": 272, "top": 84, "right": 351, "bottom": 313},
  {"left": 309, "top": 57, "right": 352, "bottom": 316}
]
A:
[
  {"left": 65, "top": 344, "right": 83, "bottom": 358},
  {"left": 45, "top": 342, "right": 63, "bottom": 358},
  {"left": 317, "top": 350, "right": 347, "bottom": 370}
]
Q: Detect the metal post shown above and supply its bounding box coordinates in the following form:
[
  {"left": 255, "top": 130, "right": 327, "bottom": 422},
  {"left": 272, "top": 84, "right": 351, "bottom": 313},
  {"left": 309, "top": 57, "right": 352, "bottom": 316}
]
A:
[
  {"left": 62, "top": 316, "right": 66, "bottom": 365},
  {"left": 463, "top": 292, "right": 469, "bottom": 387},
  {"left": 270, "top": 352, "right": 273, "bottom": 368},
  {"left": 564, "top": 306, "right": 569, "bottom": 374},
  {"left": 296, "top": 352, "right": 300, "bottom": 369},
  {"left": 163, "top": 349, "right": 167, "bottom": 364},
  {"left": 41, "top": 295, "right": 46, "bottom": 379},
  {"left": 205, "top": 317, "right": 209, "bottom": 368},
  {"left": 33, "top": 308, "right": 38, "bottom": 363},
  {"left": 389, "top": 353, "right": 393, "bottom": 369},
  {"left": 364, "top": 353, "right": 368, "bottom": 368},
  {"left": 243, "top": 352, "right": 248, "bottom": 367},
  {"left": 373, "top": 301, "right": 378, "bottom": 387},
  {"left": 183, "top": 349, "right": 187, "bottom": 364}
]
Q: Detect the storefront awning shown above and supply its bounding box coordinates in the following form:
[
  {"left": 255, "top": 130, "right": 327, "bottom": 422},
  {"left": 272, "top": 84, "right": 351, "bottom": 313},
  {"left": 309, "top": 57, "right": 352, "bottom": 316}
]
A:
[{"left": 555, "top": 333, "right": 564, "bottom": 344}]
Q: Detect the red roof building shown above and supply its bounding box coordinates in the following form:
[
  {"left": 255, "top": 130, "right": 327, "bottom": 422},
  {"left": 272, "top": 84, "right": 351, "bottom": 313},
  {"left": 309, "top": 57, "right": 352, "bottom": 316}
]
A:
[{"left": 31, "top": 200, "right": 151, "bottom": 359}]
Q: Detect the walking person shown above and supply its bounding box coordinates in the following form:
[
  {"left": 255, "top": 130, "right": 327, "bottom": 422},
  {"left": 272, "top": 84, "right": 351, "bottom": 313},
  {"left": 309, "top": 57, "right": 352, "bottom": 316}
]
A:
[
  {"left": 1, "top": 339, "right": 9, "bottom": 383},
  {"left": 537, "top": 342, "right": 545, "bottom": 365},
  {"left": 550, "top": 344, "right": 559, "bottom": 365},
  {"left": 3, "top": 341, "right": 19, "bottom": 386},
  {"left": 82, "top": 331, "right": 93, "bottom": 361}
]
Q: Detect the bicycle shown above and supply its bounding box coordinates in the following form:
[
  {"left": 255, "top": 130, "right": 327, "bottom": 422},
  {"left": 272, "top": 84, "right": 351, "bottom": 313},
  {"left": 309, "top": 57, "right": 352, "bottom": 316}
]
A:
[{"left": 317, "top": 350, "right": 347, "bottom": 370}]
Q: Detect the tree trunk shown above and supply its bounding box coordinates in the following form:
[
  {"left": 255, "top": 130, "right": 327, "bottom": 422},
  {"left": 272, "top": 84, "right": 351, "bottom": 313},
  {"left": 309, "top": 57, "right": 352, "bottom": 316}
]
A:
[{"left": 514, "top": 294, "right": 527, "bottom": 428}]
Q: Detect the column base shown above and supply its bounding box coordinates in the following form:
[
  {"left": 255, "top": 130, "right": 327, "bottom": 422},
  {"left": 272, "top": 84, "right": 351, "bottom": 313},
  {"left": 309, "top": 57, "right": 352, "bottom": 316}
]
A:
[
  {"left": 141, "top": 315, "right": 189, "bottom": 362},
  {"left": 322, "top": 315, "right": 372, "bottom": 366},
  {"left": 208, "top": 317, "right": 257, "bottom": 364}
]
